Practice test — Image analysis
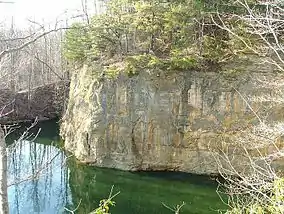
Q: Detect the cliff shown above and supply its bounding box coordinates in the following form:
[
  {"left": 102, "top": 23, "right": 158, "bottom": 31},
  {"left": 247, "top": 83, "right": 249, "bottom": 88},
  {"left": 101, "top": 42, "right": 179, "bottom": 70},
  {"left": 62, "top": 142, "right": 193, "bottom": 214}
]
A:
[
  {"left": 0, "top": 81, "right": 69, "bottom": 124},
  {"left": 60, "top": 63, "right": 284, "bottom": 174}
]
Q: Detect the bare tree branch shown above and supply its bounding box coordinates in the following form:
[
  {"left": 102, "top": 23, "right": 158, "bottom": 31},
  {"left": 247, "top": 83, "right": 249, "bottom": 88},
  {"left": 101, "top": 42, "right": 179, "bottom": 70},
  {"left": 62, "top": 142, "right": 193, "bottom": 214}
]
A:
[
  {"left": 0, "top": 1, "right": 14, "bottom": 3},
  {"left": 0, "top": 27, "right": 70, "bottom": 61}
]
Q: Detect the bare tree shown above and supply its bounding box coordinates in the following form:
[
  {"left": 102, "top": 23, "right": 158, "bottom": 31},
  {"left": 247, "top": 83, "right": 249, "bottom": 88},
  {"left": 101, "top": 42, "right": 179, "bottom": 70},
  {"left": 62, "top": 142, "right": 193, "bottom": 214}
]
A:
[
  {"left": 211, "top": 0, "right": 284, "bottom": 72},
  {"left": 208, "top": 0, "right": 284, "bottom": 212},
  {"left": 0, "top": 128, "right": 9, "bottom": 214},
  {"left": 0, "top": 2, "right": 15, "bottom": 213},
  {"left": 0, "top": 3, "right": 73, "bottom": 213}
]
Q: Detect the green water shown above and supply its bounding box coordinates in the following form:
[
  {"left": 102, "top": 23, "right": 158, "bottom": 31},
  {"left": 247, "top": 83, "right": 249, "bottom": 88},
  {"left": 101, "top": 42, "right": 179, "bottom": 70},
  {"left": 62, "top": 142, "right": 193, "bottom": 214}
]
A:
[{"left": 6, "top": 120, "right": 227, "bottom": 214}]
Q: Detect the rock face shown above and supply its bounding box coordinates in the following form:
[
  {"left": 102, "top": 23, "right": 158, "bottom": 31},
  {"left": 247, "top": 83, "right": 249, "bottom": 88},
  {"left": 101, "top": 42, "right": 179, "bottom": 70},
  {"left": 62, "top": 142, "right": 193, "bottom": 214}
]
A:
[
  {"left": 0, "top": 81, "right": 69, "bottom": 124},
  {"left": 60, "top": 64, "right": 284, "bottom": 174}
]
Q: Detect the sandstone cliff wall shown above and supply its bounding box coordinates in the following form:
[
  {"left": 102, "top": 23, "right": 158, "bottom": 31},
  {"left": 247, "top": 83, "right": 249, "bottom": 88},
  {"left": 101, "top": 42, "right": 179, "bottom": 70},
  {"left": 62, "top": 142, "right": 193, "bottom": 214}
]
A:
[{"left": 61, "top": 64, "right": 284, "bottom": 174}]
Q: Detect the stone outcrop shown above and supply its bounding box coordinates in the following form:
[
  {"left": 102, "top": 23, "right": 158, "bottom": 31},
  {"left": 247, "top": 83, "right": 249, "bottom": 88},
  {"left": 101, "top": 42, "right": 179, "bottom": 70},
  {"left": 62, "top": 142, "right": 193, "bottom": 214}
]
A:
[
  {"left": 0, "top": 81, "right": 69, "bottom": 124},
  {"left": 60, "top": 63, "right": 284, "bottom": 174}
]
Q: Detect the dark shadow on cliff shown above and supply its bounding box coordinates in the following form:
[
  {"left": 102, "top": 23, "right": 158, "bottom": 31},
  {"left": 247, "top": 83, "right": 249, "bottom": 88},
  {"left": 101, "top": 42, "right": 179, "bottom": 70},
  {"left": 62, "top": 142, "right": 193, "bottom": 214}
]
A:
[{"left": 131, "top": 171, "right": 223, "bottom": 187}]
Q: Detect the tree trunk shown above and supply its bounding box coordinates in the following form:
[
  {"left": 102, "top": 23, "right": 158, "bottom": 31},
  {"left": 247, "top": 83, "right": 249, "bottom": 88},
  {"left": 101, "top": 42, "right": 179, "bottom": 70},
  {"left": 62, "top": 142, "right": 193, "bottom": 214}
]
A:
[{"left": 0, "top": 128, "right": 9, "bottom": 214}]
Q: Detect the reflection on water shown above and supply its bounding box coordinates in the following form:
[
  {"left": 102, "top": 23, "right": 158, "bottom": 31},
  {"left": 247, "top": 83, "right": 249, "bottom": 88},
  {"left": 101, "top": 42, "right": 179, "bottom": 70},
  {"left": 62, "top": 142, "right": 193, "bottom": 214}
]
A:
[
  {"left": 68, "top": 162, "right": 226, "bottom": 214},
  {"left": 7, "top": 140, "right": 72, "bottom": 214},
  {"left": 5, "top": 120, "right": 226, "bottom": 214}
]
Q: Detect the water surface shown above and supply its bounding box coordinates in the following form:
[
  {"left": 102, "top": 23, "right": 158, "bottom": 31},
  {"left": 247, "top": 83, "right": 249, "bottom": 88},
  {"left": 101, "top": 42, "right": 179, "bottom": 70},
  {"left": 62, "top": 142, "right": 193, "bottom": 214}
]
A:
[{"left": 6, "top": 120, "right": 227, "bottom": 214}]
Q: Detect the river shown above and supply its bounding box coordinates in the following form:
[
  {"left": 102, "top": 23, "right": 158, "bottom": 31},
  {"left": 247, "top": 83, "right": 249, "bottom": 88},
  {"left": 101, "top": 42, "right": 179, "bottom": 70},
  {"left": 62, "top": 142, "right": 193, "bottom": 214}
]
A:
[{"left": 5, "top": 120, "right": 227, "bottom": 214}]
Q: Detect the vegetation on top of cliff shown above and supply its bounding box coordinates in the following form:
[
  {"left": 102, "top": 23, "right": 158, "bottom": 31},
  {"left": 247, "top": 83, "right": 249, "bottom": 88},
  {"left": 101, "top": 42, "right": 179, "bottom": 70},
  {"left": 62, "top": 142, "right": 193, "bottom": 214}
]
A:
[{"left": 63, "top": 0, "right": 262, "bottom": 76}]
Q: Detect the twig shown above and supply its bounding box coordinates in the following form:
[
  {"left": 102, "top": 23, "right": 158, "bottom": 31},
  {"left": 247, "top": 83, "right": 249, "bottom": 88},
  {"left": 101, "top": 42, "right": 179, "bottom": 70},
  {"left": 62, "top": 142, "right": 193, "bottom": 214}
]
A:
[
  {"left": 162, "top": 202, "right": 186, "bottom": 214},
  {"left": 64, "top": 199, "right": 82, "bottom": 214}
]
